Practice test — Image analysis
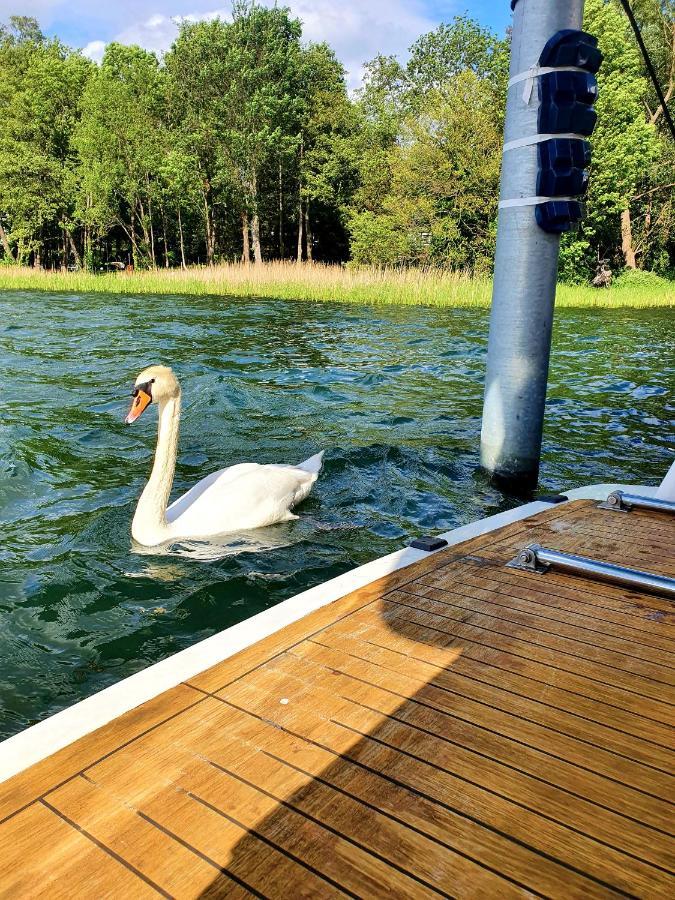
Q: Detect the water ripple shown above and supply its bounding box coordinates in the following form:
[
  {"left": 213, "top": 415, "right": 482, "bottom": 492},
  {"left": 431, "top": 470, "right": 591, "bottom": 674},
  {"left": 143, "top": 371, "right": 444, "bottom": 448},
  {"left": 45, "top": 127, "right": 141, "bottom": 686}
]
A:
[{"left": 0, "top": 291, "right": 672, "bottom": 737}]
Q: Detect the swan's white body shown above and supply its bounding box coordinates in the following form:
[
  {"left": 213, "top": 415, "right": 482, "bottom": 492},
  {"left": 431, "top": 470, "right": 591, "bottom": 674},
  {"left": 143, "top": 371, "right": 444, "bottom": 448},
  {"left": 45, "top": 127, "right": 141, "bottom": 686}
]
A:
[
  {"left": 128, "top": 366, "right": 323, "bottom": 547},
  {"left": 657, "top": 459, "right": 675, "bottom": 501}
]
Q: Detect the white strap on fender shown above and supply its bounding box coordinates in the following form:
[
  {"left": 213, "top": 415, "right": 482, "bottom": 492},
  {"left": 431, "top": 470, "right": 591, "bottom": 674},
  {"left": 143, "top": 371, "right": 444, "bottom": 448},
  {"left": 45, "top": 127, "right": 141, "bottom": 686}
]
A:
[
  {"left": 509, "top": 64, "right": 588, "bottom": 104},
  {"left": 499, "top": 196, "right": 578, "bottom": 209},
  {"left": 502, "top": 132, "right": 586, "bottom": 153}
]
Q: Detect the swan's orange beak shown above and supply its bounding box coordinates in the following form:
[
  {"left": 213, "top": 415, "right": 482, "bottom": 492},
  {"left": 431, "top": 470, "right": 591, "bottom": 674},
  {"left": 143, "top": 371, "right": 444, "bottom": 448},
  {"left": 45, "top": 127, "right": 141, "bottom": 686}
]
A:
[{"left": 126, "top": 388, "right": 152, "bottom": 424}]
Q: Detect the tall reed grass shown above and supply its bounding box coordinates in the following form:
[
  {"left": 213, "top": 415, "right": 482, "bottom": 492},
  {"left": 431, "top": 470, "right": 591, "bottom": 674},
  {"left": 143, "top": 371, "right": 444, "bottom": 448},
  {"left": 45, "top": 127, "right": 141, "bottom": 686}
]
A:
[{"left": 0, "top": 261, "right": 672, "bottom": 307}]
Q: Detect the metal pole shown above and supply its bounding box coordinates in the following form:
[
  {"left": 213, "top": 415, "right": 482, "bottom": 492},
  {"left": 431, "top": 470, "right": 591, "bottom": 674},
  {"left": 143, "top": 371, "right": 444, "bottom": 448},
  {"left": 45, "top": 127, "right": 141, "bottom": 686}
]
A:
[
  {"left": 480, "top": 0, "right": 586, "bottom": 490},
  {"left": 508, "top": 544, "right": 675, "bottom": 601}
]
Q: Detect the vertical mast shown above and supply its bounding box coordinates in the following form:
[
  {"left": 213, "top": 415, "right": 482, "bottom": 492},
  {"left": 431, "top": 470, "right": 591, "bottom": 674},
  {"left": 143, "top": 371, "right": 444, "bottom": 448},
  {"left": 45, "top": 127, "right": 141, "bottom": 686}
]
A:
[{"left": 480, "top": 0, "right": 588, "bottom": 490}]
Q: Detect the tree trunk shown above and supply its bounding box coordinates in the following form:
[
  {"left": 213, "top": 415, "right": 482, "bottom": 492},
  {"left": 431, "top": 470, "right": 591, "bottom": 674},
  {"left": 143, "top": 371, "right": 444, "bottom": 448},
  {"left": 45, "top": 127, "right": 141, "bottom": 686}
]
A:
[
  {"left": 297, "top": 198, "right": 304, "bottom": 262},
  {"left": 0, "top": 221, "right": 15, "bottom": 261},
  {"left": 178, "top": 208, "right": 186, "bottom": 269},
  {"left": 148, "top": 196, "right": 157, "bottom": 268},
  {"left": 161, "top": 206, "right": 169, "bottom": 268},
  {"left": 250, "top": 172, "right": 262, "bottom": 264},
  {"left": 278, "top": 160, "right": 284, "bottom": 258},
  {"left": 66, "top": 230, "right": 82, "bottom": 269},
  {"left": 251, "top": 212, "right": 262, "bottom": 264},
  {"left": 130, "top": 203, "right": 139, "bottom": 268},
  {"left": 138, "top": 199, "right": 153, "bottom": 266},
  {"left": 83, "top": 193, "right": 92, "bottom": 270},
  {"left": 304, "top": 203, "right": 312, "bottom": 262},
  {"left": 297, "top": 139, "right": 304, "bottom": 263},
  {"left": 621, "top": 208, "right": 637, "bottom": 269},
  {"left": 203, "top": 193, "right": 215, "bottom": 266},
  {"left": 241, "top": 212, "right": 250, "bottom": 263}
]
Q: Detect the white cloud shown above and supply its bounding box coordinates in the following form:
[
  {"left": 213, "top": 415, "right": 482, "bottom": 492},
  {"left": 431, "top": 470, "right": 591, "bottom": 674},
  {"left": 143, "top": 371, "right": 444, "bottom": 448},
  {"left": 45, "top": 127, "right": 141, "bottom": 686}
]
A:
[
  {"left": 113, "top": 14, "right": 184, "bottom": 55},
  {"left": 82, "top": 39, "right": 105, "bottom": 63},
  {"left": 112, "top": 10, "right": 226, "bottom": 54},
  {"left": 74, "top": 0, "right": 443, "bottom": 89},
  {"left": 286, "top": 0, "right": 437, "bottom": 90}
]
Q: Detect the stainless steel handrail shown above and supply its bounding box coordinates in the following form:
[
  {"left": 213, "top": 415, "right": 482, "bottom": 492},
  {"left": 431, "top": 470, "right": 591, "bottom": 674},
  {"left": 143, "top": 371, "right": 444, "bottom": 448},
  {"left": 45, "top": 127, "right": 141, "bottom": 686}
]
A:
[
  {"left": 599, "top": 490, "right": 675, "bottom": 515},
  {"left": 507, "top": 544, "right": 675, "bottom": 600}
]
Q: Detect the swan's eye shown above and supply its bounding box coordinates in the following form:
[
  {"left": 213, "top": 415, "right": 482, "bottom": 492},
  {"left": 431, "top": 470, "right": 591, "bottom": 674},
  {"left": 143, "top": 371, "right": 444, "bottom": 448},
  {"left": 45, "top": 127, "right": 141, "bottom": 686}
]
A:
[
  {"left": 131, "top": 380, "right": 153, "bottom": 398},
  {"left": 125, "top": 382, "right": 153, "bottom": 424}
]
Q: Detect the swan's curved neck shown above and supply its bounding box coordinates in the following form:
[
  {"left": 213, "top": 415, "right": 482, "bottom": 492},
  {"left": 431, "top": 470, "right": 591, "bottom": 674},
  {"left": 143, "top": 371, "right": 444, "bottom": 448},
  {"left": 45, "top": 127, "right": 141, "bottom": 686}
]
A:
[{"left": 132, "top": 393, "right": 181, "bottom": 544}]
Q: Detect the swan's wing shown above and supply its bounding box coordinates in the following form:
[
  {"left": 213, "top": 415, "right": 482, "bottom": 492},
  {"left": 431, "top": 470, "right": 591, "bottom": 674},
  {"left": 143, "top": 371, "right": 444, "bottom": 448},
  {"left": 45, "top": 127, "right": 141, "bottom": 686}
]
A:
[
  {"left": 166, "top": 463, "right": 261, "bottom": 524},
  {"left": 167, "top": 462, "right": 319, "bottom": 534}
]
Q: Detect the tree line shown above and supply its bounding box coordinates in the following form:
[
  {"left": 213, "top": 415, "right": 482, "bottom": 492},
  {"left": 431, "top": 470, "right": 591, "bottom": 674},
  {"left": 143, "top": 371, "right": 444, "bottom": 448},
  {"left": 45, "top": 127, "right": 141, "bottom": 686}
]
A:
[{"left": 0, "top": 0, "right": 672, "bottom": 281}]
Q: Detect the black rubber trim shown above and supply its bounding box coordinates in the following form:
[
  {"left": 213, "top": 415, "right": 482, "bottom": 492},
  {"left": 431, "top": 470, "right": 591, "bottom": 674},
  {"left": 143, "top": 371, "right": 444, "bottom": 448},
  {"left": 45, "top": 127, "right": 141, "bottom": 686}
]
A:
[{"left": 410, "top": 536, "right": 449, "bottom": 552}]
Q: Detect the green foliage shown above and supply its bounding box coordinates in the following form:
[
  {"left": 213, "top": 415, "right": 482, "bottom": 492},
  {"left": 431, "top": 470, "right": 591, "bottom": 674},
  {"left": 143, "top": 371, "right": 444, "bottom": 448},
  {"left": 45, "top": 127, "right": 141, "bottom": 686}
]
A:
[
  {"left": 75, "top": 43, "right": 165, "bottom": 267},
  {"left": 561, "top": 0, "right": 674, "bottom": 280},
  {"left": 0, "top": 19, "right": 91, "bottom": 263},
  {"left": 612, "top": 267, "right": 673, "bottom": 287},
  {"left": 407, "top": 16, "right": 510, "bottom": 103},
  {"left": 0, "top": 5, "right": 672, "bottom": 282},
  {"left": 348, "top": 211, "right": 411, "bottom": 265},
  {"left": 349, "top": 19, "right": 506, "bottom": 271}
]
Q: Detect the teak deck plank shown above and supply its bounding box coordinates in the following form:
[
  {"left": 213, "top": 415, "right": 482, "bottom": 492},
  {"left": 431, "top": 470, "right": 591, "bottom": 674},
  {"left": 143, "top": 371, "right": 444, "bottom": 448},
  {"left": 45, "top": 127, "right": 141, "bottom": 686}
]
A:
[
  {"left": 218, "top": 671, "right": 668, "bottom": 896},
  {"left": 420, "top": 562, "right": 675, "bottom": 648},
  {"left": 309, "top": 627, "right": 671, "bottom": 771},
  {"left": 236, "top": 650, "right": 674, "bottom": 855},
  {"left": 47, "top": 775, "right": 251, "bottom": 899},
  {"left": 291, "top": 636, "right": 672, "bottom": 796},
  {"left": 0, "top": 499, "right": 673, "bottom": 898},
  {"left": 0, "top": 683, "right": 203, "bottom": 824},
  {"left": 0, "top": 802, "right": 159, "bottom": 898}
]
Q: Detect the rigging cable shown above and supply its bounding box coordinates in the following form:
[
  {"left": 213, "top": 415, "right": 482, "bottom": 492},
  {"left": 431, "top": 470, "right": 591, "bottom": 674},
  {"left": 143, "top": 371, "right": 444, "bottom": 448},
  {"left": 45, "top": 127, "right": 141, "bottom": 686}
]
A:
[{"left": 618, "top": 0, "right": 675, "bottom": 142}]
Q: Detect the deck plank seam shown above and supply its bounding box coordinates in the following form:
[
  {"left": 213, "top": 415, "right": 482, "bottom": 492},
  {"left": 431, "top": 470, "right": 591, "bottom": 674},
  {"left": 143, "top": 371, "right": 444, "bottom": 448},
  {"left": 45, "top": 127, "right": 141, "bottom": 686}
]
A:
[
  {"left": 332, "top": 716, "right": 675, "bottom": 878},
  {"left": 542, "top": 523, "right": 675, "bottom": 551},
  {"left": 556, "top": 515, "right": 675, "bottom": 535},
  {"left": 136, "top": 809, "right": 266, "bottom": 899},
  {"left": 184, "top": 597, "right": 382, "bottom": 698},
  {"left": 546, "top": 517, "right": 675, "bottom": 542},
  {"left": 325, "top": 664, "right": 675, "bottom": 811},
  {"left": 382, "top": 598, "right": 675, "bottom": 704},
  {"left": 40, "top": 798, "right": 171, "bottom": 898},
  {"left": 395, "top": 585, "right": 675, "bottom": 671},
  {"left": 186, "top": 790, "right": 362, "bottom": 899},
  {"left": 440, "top": 565, "right": 675, "bottom": 625},
  {"left": 206, "top": 761, "right": 456, "bottom": 898},
  {"left": 214, "top": 697, "right": 635, "bottom": 895},
  {"left": 534, "top": 509, "right": 675, "bottom": 533},
  {"left": 463, "top": 557, "right": 675, "bottom": 608},
  {"left": 305, "top": 637, "right": 675, "bottom": 774},
  {"left": 414, "top": 576, "right": 675, "bottom": 653},
  {"left": 259, "top": 748, "right": 547, "bottom": 894},
  {"left": 343, "top": 634, "right": 675, "bottom": 754},
  {"left": 358, "top": 631, "right": 675, "bottom": 733},
  {"left": 0, "top": 693, "right": 208, "bottom": 827}
]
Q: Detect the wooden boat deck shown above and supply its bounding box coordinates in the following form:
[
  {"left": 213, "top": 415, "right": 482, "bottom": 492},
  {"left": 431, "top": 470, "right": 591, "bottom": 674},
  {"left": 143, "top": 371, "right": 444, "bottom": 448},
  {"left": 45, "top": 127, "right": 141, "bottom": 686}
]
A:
[{"left": 1, "top": 499, "right": 673, "bottom": 898}]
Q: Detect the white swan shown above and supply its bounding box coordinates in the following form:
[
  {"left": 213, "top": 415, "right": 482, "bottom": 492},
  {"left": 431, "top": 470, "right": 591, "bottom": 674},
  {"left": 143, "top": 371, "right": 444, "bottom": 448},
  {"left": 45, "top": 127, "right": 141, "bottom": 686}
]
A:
[{"left": 125, "top": 365, "right": 324, "bottom": 547}]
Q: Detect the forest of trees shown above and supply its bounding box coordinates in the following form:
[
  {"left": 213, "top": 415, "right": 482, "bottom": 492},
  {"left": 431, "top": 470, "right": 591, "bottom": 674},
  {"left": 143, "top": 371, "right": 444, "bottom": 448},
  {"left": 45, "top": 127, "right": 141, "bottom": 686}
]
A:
[{"left": 0, "top": 0, "right": 673, "bottom": 281}]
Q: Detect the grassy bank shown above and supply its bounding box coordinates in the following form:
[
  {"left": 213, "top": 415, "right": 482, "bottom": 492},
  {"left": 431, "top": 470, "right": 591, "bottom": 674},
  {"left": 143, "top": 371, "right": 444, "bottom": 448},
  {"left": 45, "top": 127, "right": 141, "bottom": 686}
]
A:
[{"left": 0, "top": 262, "right": 673, "bottom": 307}]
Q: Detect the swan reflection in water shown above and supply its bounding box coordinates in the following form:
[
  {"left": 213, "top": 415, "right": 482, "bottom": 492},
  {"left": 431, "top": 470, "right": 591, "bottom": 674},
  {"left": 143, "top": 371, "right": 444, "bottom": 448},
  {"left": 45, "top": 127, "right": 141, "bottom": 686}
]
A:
[{"left": 130, "top": 523, "right": 304, "bottom": 567}]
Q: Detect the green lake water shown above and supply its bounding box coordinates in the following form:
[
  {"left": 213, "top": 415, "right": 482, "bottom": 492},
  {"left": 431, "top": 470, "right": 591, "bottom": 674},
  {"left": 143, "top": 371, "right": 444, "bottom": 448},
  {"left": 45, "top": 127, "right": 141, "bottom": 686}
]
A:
[{"left": 0, "top": 291, "right": 672, "bottom": 738}]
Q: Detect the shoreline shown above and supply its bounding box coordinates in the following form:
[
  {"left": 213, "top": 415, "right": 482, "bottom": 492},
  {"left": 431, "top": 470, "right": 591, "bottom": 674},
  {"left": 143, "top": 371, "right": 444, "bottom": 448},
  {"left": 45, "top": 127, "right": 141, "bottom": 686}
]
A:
[{"left": 0, "top": 263, "right": 673, "bottom": 308}]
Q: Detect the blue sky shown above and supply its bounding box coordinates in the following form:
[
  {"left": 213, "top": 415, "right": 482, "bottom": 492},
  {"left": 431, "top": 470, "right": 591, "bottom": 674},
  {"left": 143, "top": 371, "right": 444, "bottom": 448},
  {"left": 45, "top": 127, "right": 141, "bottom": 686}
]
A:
[{"left": 2, "top": 1, "right": 513, "bottom": 88}]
